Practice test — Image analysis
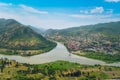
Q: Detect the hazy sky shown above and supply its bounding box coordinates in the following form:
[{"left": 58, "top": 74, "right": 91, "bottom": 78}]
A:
[{"left": 0, "top": 0, "right": 120, "bottom": 29}]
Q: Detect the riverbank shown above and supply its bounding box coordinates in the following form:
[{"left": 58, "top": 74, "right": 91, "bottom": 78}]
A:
[
  {"left": 64, "top": 42, "right": 120, "bottom": 63},
  {"left": 71, "top": 50, "right": 120, "bottom": 63},
  {"left": 0, "top": 42, "right": 57, "bottom": 57},
  {"left": 0, "top": 42, "right": 120, "bottom": 67}
]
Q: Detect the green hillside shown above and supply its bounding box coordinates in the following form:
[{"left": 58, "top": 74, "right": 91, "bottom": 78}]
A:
[
  {"left": 46, "top": 21, "right": 120, "bottom": 37},
  {"left": 0, "top": 18, "right": 56, "bottom": 56},
  {"left": 0, "top": 59, "right": 120, "bottom": 80}
]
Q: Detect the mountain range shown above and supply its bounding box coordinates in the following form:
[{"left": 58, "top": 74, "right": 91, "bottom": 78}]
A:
[{"left": 46, "top": 21, "right": 120, "bottom": 44}]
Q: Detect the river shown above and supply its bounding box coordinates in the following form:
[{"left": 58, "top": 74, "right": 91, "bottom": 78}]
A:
[{"left": 0, "top": 42, "right": 120, "bottom": 66}]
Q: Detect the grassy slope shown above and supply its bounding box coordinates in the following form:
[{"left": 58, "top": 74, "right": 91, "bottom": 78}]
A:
[{"left": 0, "top": 59, "right": 120, "bottom": 80}]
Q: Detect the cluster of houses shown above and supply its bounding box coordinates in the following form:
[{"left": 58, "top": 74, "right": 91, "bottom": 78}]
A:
[
  {"left": 65, "top": 40, "right": 120, "bottom": 54},
  {"left": 48, "top": 34, "right": 120, "bottom": 54}
]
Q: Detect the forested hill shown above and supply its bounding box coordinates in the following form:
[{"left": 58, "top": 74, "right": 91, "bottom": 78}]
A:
[{"left": 0, "top": 18, "right": 56, "bottom": 56}]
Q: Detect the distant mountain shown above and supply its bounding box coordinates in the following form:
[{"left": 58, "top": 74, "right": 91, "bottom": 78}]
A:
[
  {"left": 0, "top": 18, "right": 56, "bottom": 56},
  {"left": 46, "top": 21, "right": 120, "bottom": 37},
  {"left": 29, "top": 26, "right": 46, "bottom": 34},
  {"left": 46, "top": 21, "right": 120, "bottom": 44}
]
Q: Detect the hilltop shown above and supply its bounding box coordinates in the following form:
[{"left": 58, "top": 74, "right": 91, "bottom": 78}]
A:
[{"left": 0, "top": 18, "right": 56, "bottom": 56}]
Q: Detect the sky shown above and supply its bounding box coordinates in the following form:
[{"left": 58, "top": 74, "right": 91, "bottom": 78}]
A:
[{"left": 0, "top": 0, "right": 120, "bottom": 29}]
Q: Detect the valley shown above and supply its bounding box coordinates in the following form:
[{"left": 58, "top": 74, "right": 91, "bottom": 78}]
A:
[{"left": 0, "top": 19, "right": 120, "bottom": 80}]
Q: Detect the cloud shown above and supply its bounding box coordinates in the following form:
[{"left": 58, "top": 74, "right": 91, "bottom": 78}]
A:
[
  {"left": 0, "top": 5, "right": 79, "bottom": 29},
  {"left": 105, "top": 0, "right": 120, "bottom": 2},
  {"left": 0, "top": 2, "right": 12, "bottom": 7},
  {"left": 0, "top": 2, "right": 120, "bottom": 29},
  {"left": 69, "top": 14, "right": 120, "bottom": 27},
  {"left": 69, "top": 14, "right": 111, "bottom": 19},
  {"left": 70, "top": 14, "right": 93, "bottom": 18},
  {"left": 91, "top": 7, "right": 104, "bottom": 14},
  {"left": 80, "top": 10, "right": 89, "bottom": 14},
  {"left": 106, "top": 9, "right": 113, "bottom": 14},
  {"left": 79, "top": 7, "right": 105, "bottom": 14},
  {"left": 19, "top": 4, "right": 48, "bottom": 14}
]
